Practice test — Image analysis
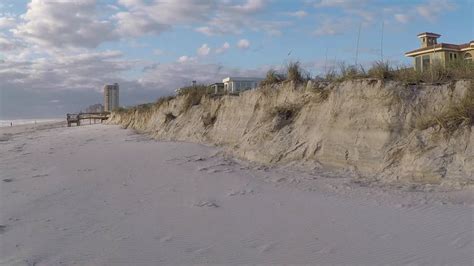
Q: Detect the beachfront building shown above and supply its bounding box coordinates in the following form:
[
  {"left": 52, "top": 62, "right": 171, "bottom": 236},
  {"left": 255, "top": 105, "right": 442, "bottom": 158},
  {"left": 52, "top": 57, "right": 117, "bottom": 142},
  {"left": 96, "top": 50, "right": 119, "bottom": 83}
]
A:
[
  {"left": 209, "top": 83, "right": 224, "bottom": 94},
  {"left": 222, "top": 77, "right": 263, "bottom": 93},
  {"left": 405, "top": 32, "right": 474, "bottom": 71},
  {"left": 103, "top": 83, "right": 119, "bottom": 112}
]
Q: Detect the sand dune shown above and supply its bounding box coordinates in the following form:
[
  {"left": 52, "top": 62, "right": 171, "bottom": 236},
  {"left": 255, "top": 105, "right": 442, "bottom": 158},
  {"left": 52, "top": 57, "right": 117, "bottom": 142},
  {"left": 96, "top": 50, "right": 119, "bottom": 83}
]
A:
[{"left": 1, "top": 124, "right": 473, "bottom": 265}]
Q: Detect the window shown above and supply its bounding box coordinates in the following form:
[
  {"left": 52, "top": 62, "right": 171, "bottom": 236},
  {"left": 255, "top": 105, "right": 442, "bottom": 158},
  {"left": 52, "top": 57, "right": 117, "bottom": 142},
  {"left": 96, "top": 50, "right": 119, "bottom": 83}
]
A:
[
  {"left": 415, "top": 56, "right": 422, "bottom": 71},
  {"left": 449, "top": 53, "right": 453, "bottom": 60},
  {"left": 454, "top": 54, "right": 457, "bottom": 59},
  {"left": 465, "top": 53, "right": 473, "bottom": 61},
  {"left": 422, "top": 55, "right": 430, "bottom": 70}
]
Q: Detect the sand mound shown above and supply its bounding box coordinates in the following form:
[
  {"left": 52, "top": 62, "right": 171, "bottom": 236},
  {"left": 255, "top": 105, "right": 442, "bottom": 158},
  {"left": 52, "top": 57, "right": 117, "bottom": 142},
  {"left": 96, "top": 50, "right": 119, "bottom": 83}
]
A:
[{"left": 109, "top": 79, "right": 473, "bottom": 185}]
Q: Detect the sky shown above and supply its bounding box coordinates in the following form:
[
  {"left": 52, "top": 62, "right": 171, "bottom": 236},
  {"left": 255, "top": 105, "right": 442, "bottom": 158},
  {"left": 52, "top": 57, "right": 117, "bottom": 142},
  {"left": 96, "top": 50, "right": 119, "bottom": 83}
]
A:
[{"left": 0, "top": 0, "right": 473, "bottom": 119}]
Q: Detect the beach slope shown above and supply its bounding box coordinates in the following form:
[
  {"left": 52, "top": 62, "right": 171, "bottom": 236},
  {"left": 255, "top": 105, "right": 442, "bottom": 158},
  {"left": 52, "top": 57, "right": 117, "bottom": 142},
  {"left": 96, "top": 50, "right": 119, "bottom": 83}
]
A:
[{"left": 0, "top": 124, "right": 472, "bottom": 265}]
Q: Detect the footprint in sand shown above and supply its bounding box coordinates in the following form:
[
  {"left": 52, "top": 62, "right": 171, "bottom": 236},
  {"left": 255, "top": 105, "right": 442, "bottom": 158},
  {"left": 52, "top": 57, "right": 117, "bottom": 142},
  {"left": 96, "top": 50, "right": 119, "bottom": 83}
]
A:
[
  {"left": 379, "top": 233, "right": 394, "bottom": 240},
  {"left": 193, "top": 157, "right": 206, "bottom": 162},
  {"left": 194, "top": 200, "right": 219, "bottom": 208},
  {"left": 258, "top": 243, "right": 276, "bottom": 253},
  {"left": 194, "top": 247, "right": 212, "bottom": 255},
  {"left": 0, "top": 225, "right": 6, "bottom": 234},
  {"left": 227, "top": 188, "right": 254, "bottom": 197},
  {"left": 450, "top": 237, "right": 471, "bottom": 249},
  {"left": 32, "top": 174, "right": 49, "bottom": 178},
  {"left": 316, "top": 246, "right": 336, "bottom": 254},
  {"left": 207, "top": 169, "right": 221, "bottom": 174},
  {"left": 158, "top": 236, "right": 173, "bottom": 243},
  {"left": 275, "top": 177, "right": 287, "bottom": 183},
  {"left": 3, "top": 178, "right": 13, "bottom": 183}
]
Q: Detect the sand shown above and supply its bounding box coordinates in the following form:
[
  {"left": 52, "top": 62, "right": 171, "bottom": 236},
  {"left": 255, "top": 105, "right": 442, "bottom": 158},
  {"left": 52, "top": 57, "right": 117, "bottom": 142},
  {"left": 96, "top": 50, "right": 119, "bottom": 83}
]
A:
[{"left": 1, "top": 123, "right": 473, "bottom": 265}]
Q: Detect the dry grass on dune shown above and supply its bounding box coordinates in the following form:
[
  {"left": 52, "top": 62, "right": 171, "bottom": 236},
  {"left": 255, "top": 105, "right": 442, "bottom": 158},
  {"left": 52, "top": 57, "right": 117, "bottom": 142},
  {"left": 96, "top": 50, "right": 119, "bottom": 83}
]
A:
[
  {"left": 416, "top": 84, "right": 474, "bottom": 134},
  {"left": 261, "top": 61, "right": 311, "bottom": 86}
]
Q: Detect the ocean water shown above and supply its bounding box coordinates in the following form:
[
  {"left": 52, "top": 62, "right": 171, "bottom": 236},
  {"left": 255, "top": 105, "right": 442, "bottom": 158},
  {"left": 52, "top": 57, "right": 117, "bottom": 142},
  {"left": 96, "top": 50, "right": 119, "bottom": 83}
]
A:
[{"left": 0, "top": 118, "right": 62, "bottom": 128}]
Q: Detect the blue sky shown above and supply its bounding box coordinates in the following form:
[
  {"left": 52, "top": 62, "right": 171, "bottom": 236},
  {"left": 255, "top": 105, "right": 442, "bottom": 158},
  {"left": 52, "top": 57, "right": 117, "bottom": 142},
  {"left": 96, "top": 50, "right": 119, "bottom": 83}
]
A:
[{"left": 0, "top": 0, "right": 473, "bottom": 118}]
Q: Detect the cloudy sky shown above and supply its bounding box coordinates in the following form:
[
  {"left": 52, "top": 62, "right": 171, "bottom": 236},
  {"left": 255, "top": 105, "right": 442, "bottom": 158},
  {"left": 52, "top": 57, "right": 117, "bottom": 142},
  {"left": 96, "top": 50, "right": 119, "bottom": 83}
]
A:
[{"left": 0, "top": 0, "right": 472, "bottom": 118}]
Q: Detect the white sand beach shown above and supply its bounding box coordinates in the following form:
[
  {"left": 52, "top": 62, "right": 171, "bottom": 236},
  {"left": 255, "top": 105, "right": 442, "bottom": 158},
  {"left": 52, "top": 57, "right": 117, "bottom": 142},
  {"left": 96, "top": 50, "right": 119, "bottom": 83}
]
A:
[{"left": 1, "top": 123, "right": 473, "bottom": 265}]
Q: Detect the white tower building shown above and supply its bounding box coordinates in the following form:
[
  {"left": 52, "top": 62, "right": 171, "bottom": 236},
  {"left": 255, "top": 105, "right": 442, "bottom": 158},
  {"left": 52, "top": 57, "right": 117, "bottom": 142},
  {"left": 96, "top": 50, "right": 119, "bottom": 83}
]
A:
[{"left": 103, "top": 83, "right": 119, "bottom": 112}]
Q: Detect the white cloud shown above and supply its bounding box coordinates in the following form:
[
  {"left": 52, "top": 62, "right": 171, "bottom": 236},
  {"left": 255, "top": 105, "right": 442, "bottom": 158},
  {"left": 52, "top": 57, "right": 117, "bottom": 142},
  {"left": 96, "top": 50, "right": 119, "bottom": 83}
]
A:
[
  {"left": 230, "top": 0, "right": 267, "bottom": 13},
  {"left": 195, "top": 26, "right": 214, "bottom": 36},
  {"left": 216, "top": 42, "right": 230, "bottom": 54},
  {"left": 0, "top": 50, "right": 138, "bottom": 92},
  {"left": 0, "top": 16, "right": 16, "bottom": 29},
  {"left": 153, "top": 49, "right": 164, "bottom": 56},
  {"left": 13, "top": 0, "right": 117, "bottom": 49},
  {"left": 237, "top": 39, "right": 251, "bottom": 49},
  {"left": 416, "top": 0, "right": 455, "bottom": 22},
  {"left": 394, "top": 14, "right": 411, "bottom": 24},
  {"left": 313, "top": 17, "right": 352, "bottom": 36},
  {"left": 193, "top": 0, "right": 285, "bottom": 37},
  {"left": 287, "top": 10, "right": 308, "bottom": 18},
  {"left": 177, "top": 55, "right": 196, "bottom": 63},
  {"left": 114, "top": 10, "right": 169, "bottom": 37},
  {"left": 314, "top": 0, "right": 371, "bottom": 8},
  {"left": 115, "top": 0, "right": 217, "bottom": 37},
  {"left": 0, "top": 33, "right": 25, "bottom": 52},
  {"left": 312, "top": 0, "right": 455, "bottom": 35},
  {"left": 197, "top": 44, "right": 211, "bottom": 56}
]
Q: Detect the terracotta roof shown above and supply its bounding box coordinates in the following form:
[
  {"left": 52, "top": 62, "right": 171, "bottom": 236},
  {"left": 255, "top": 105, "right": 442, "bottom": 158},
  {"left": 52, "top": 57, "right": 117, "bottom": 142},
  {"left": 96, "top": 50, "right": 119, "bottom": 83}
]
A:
[{"left": 405, "top": 42, "right": 472, "bottom": 55}]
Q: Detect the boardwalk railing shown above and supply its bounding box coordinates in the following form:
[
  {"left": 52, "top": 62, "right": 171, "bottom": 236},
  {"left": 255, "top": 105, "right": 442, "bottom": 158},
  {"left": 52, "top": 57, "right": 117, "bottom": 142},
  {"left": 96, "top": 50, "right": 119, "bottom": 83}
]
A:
[{"left": 66, "top": 112, "right": 110, "bottom": 127}]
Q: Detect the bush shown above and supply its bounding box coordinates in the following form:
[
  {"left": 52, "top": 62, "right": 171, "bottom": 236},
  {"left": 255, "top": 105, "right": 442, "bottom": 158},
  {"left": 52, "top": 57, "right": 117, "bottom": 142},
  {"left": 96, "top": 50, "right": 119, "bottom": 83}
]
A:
[
  {"left": 442, "top": 60, "right": 474, "bottom": 80},
  {"left": 324, "top": 67, "right": 338, "bottom": 82},
  {"left": 392, "top": 66, "right": 422, "bottom": 84},
  {"left": 368, "top": 61, "right": 393, "bottom": 80},
  {"left": 320, "top": 59, "right": 473, "bottom": 84},
  {"left": 286, "top": 61, "right": 310, "bottom": 83},
  {"left": 416, "top": 87, "right": 474, "bottom": 134},
  {"left": 392, "top": 60, "right": 474, "bottom": 84},
  {"left": 261, "top": 69, "right": 285, "bottom": 86},
  {"left": 337, "top": 63, "right": 365, "bottom": 81}
]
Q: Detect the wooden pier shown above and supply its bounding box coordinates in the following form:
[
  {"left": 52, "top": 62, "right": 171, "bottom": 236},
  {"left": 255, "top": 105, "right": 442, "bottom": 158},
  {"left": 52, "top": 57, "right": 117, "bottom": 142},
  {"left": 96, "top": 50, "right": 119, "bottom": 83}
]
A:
[{"left": 67, "top": 112, "right": 110, "bottom": 127}]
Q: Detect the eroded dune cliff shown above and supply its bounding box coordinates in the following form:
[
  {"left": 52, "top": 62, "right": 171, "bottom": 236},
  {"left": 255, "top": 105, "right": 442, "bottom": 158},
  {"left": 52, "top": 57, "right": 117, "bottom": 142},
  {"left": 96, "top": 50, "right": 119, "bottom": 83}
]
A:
[{"left": 109, "top": 79, "right": 473, "bottom": 185}]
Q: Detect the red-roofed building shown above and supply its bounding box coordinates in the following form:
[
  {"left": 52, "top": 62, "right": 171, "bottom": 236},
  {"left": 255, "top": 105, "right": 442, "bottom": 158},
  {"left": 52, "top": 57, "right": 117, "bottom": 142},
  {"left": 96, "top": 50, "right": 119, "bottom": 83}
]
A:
[{"left": 405, "top": 32, "right": 473, "bottom": 71}]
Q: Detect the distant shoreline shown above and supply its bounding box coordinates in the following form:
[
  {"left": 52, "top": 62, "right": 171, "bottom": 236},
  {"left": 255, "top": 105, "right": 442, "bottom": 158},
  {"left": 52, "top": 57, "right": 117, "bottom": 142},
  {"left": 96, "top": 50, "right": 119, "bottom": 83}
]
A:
[{"left": 0, "top": 118, "right": 63, "bottom": 128}]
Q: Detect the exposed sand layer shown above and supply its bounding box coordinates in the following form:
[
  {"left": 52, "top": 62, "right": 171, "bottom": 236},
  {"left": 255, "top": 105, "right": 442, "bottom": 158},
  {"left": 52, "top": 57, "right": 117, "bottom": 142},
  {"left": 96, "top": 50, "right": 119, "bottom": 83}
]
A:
[
  {"left": 1, "top": 124, "right": 473, "bottom": 265},
  {"left": 109, "top": 79, "right": 473, "bottom": 185}
]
